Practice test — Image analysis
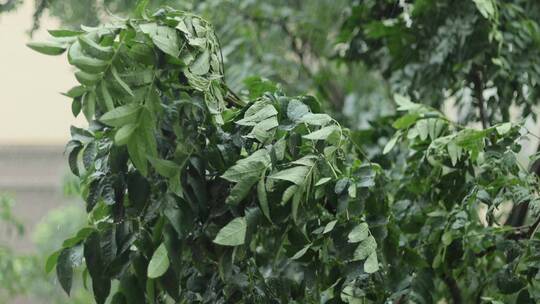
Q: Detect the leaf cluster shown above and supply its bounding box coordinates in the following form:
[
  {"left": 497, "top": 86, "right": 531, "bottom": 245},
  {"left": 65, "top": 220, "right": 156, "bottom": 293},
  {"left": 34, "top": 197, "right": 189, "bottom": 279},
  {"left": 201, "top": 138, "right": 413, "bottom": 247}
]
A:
[{"left": 29, "top": 6, "right": 386, "bottom": 304}]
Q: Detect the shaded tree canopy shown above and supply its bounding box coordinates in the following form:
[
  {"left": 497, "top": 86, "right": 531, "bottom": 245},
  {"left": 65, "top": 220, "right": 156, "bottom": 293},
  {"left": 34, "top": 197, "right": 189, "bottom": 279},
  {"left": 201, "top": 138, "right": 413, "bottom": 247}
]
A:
[
  {"left": 19, "top": 0, "right": 540, "bottom": 303},
  {"left": 340, "top": 0, "right": 540, "bottom": 125}
]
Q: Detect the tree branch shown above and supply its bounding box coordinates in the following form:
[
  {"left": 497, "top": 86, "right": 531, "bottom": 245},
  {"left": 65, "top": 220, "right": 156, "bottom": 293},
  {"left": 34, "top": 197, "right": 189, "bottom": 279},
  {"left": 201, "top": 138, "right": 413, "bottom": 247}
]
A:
[
  {"left": 442, "top": 273, "right": 462, "bottom": 304},
  {"left": 504, "top": 128, "right": 540, "bottom": 227},
  {"left": 240, "top": 13, "right": 346, "bottom": 111},
  {"left": 475, "top": 216, "right": 540, "bottom": 258},
  {"left": 471, "top": 67, "right": 488, "bottom": 129},
  {"left": 470, "top": 65, "right": 535, "bottom": 230},
  {"left": 28, "top": 0, "right": 47, "bottom": 35}
]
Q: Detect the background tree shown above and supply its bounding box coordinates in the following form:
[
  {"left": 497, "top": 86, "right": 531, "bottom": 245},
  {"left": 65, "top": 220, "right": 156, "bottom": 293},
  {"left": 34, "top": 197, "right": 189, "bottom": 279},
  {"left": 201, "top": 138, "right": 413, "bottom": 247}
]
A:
[{"left": 338, "top": 0, "right": 540, "bottom": 228}]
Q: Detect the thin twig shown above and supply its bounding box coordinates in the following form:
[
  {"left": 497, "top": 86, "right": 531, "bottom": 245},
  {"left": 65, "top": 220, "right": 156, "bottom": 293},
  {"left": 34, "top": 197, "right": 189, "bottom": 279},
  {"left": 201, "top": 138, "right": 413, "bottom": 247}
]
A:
[{"left": 471, "top": 67, "right": 488, "bottom": 130}]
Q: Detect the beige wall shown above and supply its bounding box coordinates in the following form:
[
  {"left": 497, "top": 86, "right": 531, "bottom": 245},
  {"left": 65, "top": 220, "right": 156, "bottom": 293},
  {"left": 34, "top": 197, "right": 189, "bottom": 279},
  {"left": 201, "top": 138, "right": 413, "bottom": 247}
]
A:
[{"left": 0, "top": 1, "right": 84, "bottom": 145}]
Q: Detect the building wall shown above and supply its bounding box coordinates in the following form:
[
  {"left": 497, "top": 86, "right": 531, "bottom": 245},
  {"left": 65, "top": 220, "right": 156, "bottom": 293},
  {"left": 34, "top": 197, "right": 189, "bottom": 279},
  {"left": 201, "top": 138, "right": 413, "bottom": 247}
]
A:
[
  {"left": 0, "top": 0, "right": 84, "bottom": 145},
  {"left": 0, "top": 145, "right": 68, "bottom": 253}
]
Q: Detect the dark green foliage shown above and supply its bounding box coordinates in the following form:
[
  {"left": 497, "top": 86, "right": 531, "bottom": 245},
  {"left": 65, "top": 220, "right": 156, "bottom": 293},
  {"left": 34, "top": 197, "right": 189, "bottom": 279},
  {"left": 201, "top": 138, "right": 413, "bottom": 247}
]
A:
[
  {"left": 28, "top": 3, "right": 540, "bottom": 304},
  {"left": 340, "top": 0, "right": 540, "bottom": 124}
]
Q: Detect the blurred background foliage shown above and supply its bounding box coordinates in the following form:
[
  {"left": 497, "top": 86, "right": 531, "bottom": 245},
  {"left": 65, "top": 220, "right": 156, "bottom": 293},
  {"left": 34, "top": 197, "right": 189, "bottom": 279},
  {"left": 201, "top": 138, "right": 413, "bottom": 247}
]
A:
[
  {"left": 1, "top": 193, "right": 93, "bottom": 303},
  {"left": 2, "top": 0, "right": 540, "bottom": 302}
]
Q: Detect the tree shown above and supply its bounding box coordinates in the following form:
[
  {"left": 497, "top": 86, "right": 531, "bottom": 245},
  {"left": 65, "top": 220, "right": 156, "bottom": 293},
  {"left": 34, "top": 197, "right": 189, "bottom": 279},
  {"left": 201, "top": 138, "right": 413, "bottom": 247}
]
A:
[
  {"left": 339, "top": 0, "right": 540, "bottom": 230},
  {"left": 340, "top": 0, "right": 540, "bottom": 123},
  {"left": 28, "top": 3, "right": 540, "bottom": 304}
]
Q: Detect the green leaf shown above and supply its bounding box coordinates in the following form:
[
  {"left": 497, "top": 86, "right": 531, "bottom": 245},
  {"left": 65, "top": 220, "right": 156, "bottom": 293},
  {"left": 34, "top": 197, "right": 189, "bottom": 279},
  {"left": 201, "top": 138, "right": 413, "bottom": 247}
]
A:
[
  {"left": 68, "top": 144, "right": 83, "bottom": 176},
  {"left": 82, "top": 91, "right": 96, "bottom": 120},
  {"left": 213, "top": 217, "right": 247, "bottom": 246},
  {"left": 341, "top": 284, "right": 363, "bottom": 303},
  {"left": 243, "top": 76, "right": 278, "bottom": 99},
  {"left": 127, "top": 171, "right": 150, "bottom": 212},
  {"left": 315, "top": 177, "right": 332, "bottom": 186},
  {"left": 287, "top": 100, "right": 310, "bottom": 122},
  {"left": 147, "top": 156, "right": 180, "bottom": 178},
  {"left": 473, "top": 0, "right": 496, "bottom": 18},
  {"left": 447, "top": 140, "right": 460, "bottom": 166},
  {"left": 357, "top": 164, "right": 377, "bottom": 188},
  {"left": 222, "top": 149, "right": 270, "bottom": 183},
  {"left": 139, "top": 23, "right": 181, "bottom": 57},
  {"left": 190, "top": 49, "right": 210, "bottom": 75},
  {"left": 147, "top": 243, "right": 170, "bottom": 279},
  {"left": 27, "top": 41, "right": 66, "bottom": 55},
  {"left": 323, "top": 220, "right": 338, "bottom": 234},
  {"left": 247, "top": 116, "right": 279, "bottom": 142},
  {"left": 100, "top": 83, "right": 115, "bottom": 111},
  {"left": 225, "top": 174, "right": 259, "bottom": 205},
  {"left": 291, "top": 155, "right": 317, "bottom": 167},
  {"left": 114, "top": 123, "right": 138, "bottom": 146},
  {"left": 348, "top": 223, "right": 369, "bottom": 243},
  {"left": 236, "top": 104, "right": 278, "bottom": 126},
  {"left": 134, "top": 0, "right": 150, "bottom": 18},
  {"left": 353, "top": 236, "right": 377, "bottom": 261},
  {"left": 62, "top": 227, "right": 95, "bottom": 247},
  {"left": 75, "top": 70, "right": 102, "bottom": 86},
  {"left": 269, "top": 166, "right": 310, "bottom": 185},
  {"left": 127, "top": 132, "right": 148, "bottom": 176},
  {"left": 138, "top": 108, "right": 158, "bottom": 158},
  {"left": 442, "top": 231, "right": 453, "bottom": 246},
  {"left": 516, "top": 290, "right": 533, "bottom": 304},
  {"left": 100, "top": 104, "right": 141, "bottom": 127},
  {"left": 292, "top": 187, "right": 302, "bottom": 223},
  {"left": 111, "top": 66, "right": 134, "bottom": 96},
  {"left": 63, "top": 85, "right": 87, "bottom": 98},
  {"left": 455, "top": 129, "right": 487, "bottom": 147},
  {"left": 78, "top": 35, "right": 113, "bottom": 60},
  {"left": 416, "top": 119, "right": 429, "bottom": 140},
  {"left": 383, "top": 131, "right": 401, "bottom": 154},
  {"left": 48, "top": 29, "right": 83, "bottom": 37},
  {"left": 111, "top": 293, "right": 128, "bottom": 304},
  {"left": 303, "top": 125, "right": 339, "bottom": 140},
  {"left": 45, "top": 249, "right": 62, "bottom": 274},
  {"left": 299, "top": 113, "right": 332, "bottom": 126},
  {"left": 393, "top": 113, "right": 420, "bottom": 129},
  {"left": 72, "top": 98, "right": 82, "bottom": 117},
  {"left": 57, "top": 248, "right": 74, "bottom": 295},
  {"left": 68, "top": 41, "right": 108, "bottom": 73},
  {"left": 364, "top": 252, "right": 379, "bottom": 273},
  {"left": 281, "top": 185, "right": 298, "bottom": 204},
  {"left": 257, "top": 175, "right": 272, "bottom": 222},
  {"left": 495, "top": 122, "right": 512, "bottom": 135},
  {"left": 394, "top": 94, "right": 421, "bottom": 111},
  {"left": 291, "top": 244, "right": 311, "bottom": 260},
  {"left": 495, "top": 271, "right": 525, "bottom": 294}
]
